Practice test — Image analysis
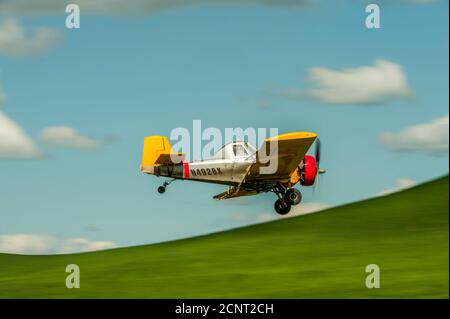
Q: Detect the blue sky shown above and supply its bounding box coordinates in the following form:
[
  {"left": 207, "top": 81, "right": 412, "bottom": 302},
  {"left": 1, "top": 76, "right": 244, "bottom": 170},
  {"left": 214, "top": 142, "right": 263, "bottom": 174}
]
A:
[{"left": 0, "top": 0, "right": 448, "bottom": 253}]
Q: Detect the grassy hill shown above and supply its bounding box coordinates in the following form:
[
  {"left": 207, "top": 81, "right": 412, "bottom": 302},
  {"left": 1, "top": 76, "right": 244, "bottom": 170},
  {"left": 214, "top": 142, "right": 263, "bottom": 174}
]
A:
[{"left": 0, "top": 177, "right": 448, "bottom": 298}]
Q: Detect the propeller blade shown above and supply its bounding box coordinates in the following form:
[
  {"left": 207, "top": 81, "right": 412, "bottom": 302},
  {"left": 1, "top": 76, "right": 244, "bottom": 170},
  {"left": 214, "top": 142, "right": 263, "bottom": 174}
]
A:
[
  {"left": 315, "top": 138, "right": 321, "bottom": 166},
  {"left": 314, "top": 138, "right": 322, "bottom": 187}
]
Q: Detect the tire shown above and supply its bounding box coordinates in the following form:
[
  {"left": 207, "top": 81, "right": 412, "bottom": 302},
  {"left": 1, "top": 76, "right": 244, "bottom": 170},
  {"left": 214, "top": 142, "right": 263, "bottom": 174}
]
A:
[
  {"left": 285, "top": 188, "right": 302, "bottom": 206},
  {"left": 274, "top": 199, "right": 291, "bottom": 215},
  {"left": 157, "top": 186, "right": 166, "bottom": 194}
]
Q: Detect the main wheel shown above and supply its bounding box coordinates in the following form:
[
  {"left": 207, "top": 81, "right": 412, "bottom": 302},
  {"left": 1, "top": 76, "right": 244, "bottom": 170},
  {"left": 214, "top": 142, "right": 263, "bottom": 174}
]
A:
[
  {"left": 274, "top": 199, "right": 291, "bottom": 215},
  {"left": 285, "top": 188, "right": 302, "bottom": 206},
  {"left": 157, "top": 186, "right": 166, "bottom": 194}
]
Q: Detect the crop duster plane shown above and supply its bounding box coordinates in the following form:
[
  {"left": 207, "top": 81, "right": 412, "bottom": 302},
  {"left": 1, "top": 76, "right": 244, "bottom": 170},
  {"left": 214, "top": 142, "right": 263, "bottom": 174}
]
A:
[{"left": 140, "top": 132, "right": 325, "bottom": 215}]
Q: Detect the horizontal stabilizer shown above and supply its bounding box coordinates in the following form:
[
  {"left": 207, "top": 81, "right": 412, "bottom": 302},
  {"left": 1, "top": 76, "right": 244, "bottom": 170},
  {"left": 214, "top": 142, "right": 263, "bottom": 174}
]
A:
[{"left": 155, "top": 153, "right": 185, "bottom": 165}]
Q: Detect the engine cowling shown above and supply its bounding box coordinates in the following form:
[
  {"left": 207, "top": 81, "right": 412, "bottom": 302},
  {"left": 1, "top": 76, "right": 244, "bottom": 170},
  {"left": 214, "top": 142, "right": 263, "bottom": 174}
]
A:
[{"left": 300, "top": 155, "right": 317, "bottom": 186}]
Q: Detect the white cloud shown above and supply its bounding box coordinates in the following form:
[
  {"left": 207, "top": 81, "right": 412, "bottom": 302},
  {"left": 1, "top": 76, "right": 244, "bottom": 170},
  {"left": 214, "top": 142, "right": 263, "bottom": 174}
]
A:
[
  {"left": 0, "top": 234, "right": 116, "bottom": 255},
  {"left": 285, "top": 59, "right": 412, "bottom": 104},
  {"left": 377, "top": 178, "right": 418, "bottom": 196},
  {"left": 0, "top": 0, "right": 311, "bottom": 15},
  {"left": 379, "top": 115, "right": 449, "bottom": 154},
  {"left": 231, "top": 202, "right": 329, "bottom": 224},
  {"left": 0, "top": 111, "right": 41, "bottom": 159},
  {"left": 39, "top": 126, "right": 98, "bottom": 150},
  {"left": 0, "top": 0, "right": 435, "bottom": 14},
  {"left": 57, "top": 238, "right": 117, "bottom": 254},
  {"left": 0, "top": 234, "right": 54, "bottom": 254},
  {"left": 0, "top": 18, "right": 61, "bottom": 56},
  {"left": 257, "top": 202, "right": 330, "bottom": 222}
]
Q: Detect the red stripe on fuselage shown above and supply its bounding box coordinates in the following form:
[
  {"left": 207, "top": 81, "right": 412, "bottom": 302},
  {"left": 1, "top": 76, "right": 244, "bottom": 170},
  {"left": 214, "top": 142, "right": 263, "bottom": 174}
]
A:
[{"left": 183, "top": 162, "right": 190, "bottom": 179}]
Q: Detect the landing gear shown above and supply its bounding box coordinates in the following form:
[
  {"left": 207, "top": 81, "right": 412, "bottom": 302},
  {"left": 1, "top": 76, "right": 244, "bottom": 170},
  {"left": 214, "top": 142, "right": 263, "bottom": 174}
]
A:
[
  {"left": 285, "top": 188, "right": 302, "bottom": 206},
  {"left": 157, "top": 186, "right": 166, "bottom": 194},
  {"left": 271, "top": 184, "right": 302, "bottom": 215},
  {"left": 272, "top": 184, "right": 291, "bottom": 215},
  {"left": 157, "top": 179, "right": 175, "bottom": 194},
  {"left": 274, "top": 199, "right": 291, "bottom": 215}
]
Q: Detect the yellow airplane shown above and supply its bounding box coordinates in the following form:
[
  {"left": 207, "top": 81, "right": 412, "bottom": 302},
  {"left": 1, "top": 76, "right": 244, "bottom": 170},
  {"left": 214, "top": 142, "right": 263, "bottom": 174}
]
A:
[{"left": 140, "top": 132, "right": 325, "bottom": 215}]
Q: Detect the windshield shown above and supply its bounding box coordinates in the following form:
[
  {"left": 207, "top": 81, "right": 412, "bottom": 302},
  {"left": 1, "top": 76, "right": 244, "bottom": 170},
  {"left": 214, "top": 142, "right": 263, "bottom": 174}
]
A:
[
  {"left": 244, "top": 142, "right": 256, "bottom": 154},
  {"left": 233, "top": 144, "right": 248, "bottom": 157}
]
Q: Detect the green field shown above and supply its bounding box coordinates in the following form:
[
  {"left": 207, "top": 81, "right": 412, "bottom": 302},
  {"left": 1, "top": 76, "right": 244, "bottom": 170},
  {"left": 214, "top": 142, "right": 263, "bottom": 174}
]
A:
[{"left": 0, "top": 177, "right": 448, "bottom": 298}]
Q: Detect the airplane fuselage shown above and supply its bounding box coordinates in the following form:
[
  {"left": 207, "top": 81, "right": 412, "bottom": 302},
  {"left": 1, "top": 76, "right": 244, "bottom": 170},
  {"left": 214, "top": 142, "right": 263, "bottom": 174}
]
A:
[{"left": 147, "top": 157, "right": 256, "bottom": 186}]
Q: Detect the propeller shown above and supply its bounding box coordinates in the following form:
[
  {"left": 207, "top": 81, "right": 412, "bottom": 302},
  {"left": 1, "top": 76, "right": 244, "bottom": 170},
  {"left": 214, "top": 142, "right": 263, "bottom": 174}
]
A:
[
  {"left": 315, "top": 138, "right": 326, "bottom": 176},
  {"left": 315, "top": 138, "right": 321, "bottom": 167},
  {"left": 313, "top": 138, "right": 325, "bottom": 192},
  {"left": 300, "top": 137, "right": 325, "bottom": 190}
]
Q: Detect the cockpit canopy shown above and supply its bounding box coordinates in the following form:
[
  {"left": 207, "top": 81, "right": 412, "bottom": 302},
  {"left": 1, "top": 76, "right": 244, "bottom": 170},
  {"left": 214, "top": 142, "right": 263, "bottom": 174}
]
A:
[{"left": 213, "top": 141, "right": 256, "bottom": 160}]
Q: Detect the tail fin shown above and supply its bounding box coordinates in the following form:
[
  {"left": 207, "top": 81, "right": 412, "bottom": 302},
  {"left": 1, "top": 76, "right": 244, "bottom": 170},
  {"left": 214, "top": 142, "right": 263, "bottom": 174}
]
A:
[{"left": 140, "top": 136, "right": 184, "bottom": 172}]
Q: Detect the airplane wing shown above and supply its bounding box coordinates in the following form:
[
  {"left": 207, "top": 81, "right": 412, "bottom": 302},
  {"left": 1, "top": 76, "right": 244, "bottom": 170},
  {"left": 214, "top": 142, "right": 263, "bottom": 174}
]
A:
[
  {"left": 244, "top": 132, "right": 317, "bottom": 183},
  {"left": 213, "top": 187, "right": 258, "bottom": 200}
]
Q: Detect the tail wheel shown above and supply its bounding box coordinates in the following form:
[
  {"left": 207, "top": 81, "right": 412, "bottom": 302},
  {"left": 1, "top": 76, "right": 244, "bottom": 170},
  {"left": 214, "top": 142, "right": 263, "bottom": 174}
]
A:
[
  {"left": 285, "top": 188, "right": 302, "bottom": 206},
  {"left": 157, "top": 186, "right": 166, "bottom": 194},
  {"left": 274, "top": 199, "right": 291, "bottom": 215}
]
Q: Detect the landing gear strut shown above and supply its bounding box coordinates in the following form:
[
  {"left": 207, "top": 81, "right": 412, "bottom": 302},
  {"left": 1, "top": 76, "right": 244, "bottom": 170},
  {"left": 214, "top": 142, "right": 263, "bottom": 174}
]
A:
[{"left": 157, "top": 179, "right": 175, "bottom": 194}]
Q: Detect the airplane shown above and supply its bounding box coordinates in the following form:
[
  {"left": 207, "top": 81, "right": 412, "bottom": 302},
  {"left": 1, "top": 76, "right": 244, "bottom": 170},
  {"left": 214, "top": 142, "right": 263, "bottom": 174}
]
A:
[{"left": 140, "top": 132, "right": 325, "bottom": 215}]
